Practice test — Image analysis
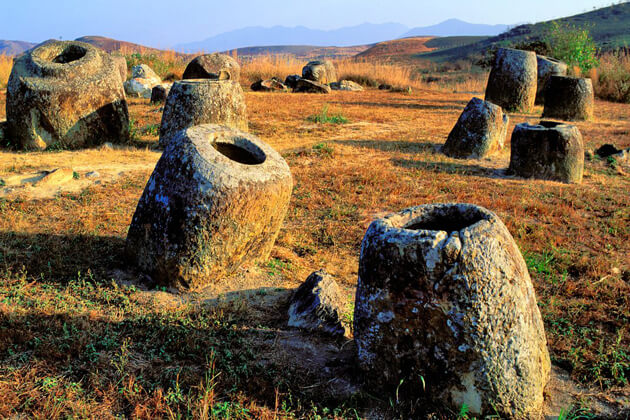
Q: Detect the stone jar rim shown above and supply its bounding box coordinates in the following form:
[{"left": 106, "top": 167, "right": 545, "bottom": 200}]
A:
[
  {"left": 374, "top": 203, "right": 496, "bottom": 238},
  {"left": 516, "top": 121, "right": 578, "bottom": 132},
  {"left": 29, "top": 41, "right": 102, "bottom": 78},
  {"left": 172, "top": 124, "right": 291, "bottom": 185}
]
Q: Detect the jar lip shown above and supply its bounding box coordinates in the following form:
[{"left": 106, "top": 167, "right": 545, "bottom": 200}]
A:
[{"left": 376, "top": 203, "right": 494, "bottom": 235}]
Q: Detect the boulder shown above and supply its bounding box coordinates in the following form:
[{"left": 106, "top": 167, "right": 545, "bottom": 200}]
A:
[
  {"left": 126, "top": 124, "right": 293, "bottom": 291},
  {"left": 442, "top": 97, "right": 509, "bottom": 158},
  {"left": 542, "top": 76, "right": 594, "bottom": 121},
  {"left": 124, "top": 65, "right": 162, "bottom": 98},
  {"left": 150, "top": 84, "right": 172, "bottom": 104},
  {"left": 354, "top": 203, "right": 550, "bottom": 418},
  {"left": 284, "top": 75, "right": 301, "bottom": 89},
  {"left": 330, "top": 80, "right": 364, "bottom": 91},
  {"left": 293, "top": 78, "right": 331, "bottom": 94},
  {"left": 535, "top": 55, "right": 568, "bottom": 105},
  {"left": 288, "top": 270, "right": 347, "bottom": 337},
  {"left": 183, "top": 54, "right": 240, "bottom": 81},
  {"left": 6, "top": 40, "right": 130, "bottom": 150},
  {"left": 509, "top": 121, "right": 584, "bottom": 183},
  {"left": 485, "top": 48, "right": 537, "bottom": 113},
  {"left": 250, "top": 78, "right": 288, "bottom": 92},
  {"left": 302, "top": 60, "right": 337, "bottom": 84},
  {"left": 112, "top": 55, "right": 128, "bottom": 83},
  {"left": 159, "top": 79, "right": 248, "bottom": 147}
]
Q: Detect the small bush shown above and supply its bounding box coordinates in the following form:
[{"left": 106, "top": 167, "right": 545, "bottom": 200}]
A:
[
  {"left": 308, "top": 105, "right": 348, "bottom": 124},
  {"left": 543, "top": 21, "right": 599, "bottom": 74},
  {"left": 594, "top": 52, "right": 630, "bottom": 103}
]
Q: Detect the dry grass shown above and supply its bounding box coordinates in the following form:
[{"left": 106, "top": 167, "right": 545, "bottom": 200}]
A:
[
  {"left": 0, "top": 82, "right": 629, "bottom": 417},
  {"left": 0, "top": 55, "right": 12, "bottom": 89},
  {"left": 592, "top": 51, "right": 630, "bottom": 103}
]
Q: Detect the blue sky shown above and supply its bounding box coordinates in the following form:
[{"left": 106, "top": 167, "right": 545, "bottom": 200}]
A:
[{"left": 2, "top": 0, "right": 616, "bottom": 47}]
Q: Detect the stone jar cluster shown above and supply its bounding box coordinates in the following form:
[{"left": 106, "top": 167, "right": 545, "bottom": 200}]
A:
[{"left": 6, "top": 40, "right": 129, "bottom": 150}]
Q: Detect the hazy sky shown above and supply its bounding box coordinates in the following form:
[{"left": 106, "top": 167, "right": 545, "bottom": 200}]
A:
[{"left": 2, "top": 0, "right": 617, "bottom": 47}]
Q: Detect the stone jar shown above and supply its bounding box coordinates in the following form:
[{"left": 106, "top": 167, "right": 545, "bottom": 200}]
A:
[
  {"left": 6, "top": 40, "right": 129, "bottom": 150},
  {"left": 354, "top": 203, "right": 550, "bottom": 418},
  {"left": 159, "top": 79, "right": 248, "bottom": 147},
  {"left": 509, "top": 121, "right": 584, "bottom": 184},
  {"left": 535, "top": 55, "right": 568, "bottom": 105},
  {"left": 183, "top": 54, "right": 241, "bottom": 81},
  {"left": 442, "top": 97, "right": 509, "bottom": 159},
  {"left": 126, "top": 124, "right": 293, "bottom": 291},
  {"left": 485, "top": 48, "right": 537, "bottom": 113},
  {"left": 542, "top": 76, "right": 594, "bottom": 121}
]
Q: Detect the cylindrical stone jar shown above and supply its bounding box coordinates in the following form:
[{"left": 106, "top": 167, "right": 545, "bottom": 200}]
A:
[
  {"left": 509, "top": 121, "right": 584, "bottom": 184},
  {"left": 542, "top": 76, "right": 594, "bottom": 121},
  {"left": 7, "top": 40, "right": 129, "bottom": 150},
  {"left": 485, "top": 48, "right": 538, "bottom": 113},
  {"left": 126, "top": 124, "right": 293, "bottom": 291},
  {"left": 159, "top": 79, "right": 248, "bottom": 147},
  {"left": 354, "top": 203, "right": 550, "bottom": 418},
  {"left": 535, "top": 55, "right": 568, "bottom": 105}
]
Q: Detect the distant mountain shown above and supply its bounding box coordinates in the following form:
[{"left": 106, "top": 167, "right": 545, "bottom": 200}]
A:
[
  {"left": 176, "top": 23, "right": 408, "bottom": 53},
  {"left": 403, "top": 19, "right": 510, "bottom": 37},
  {"left": 233, "top": 44, "right": 370, "bottom": 60},
  {"left": 0, "top": 40, "right": 35, "bottom": 55}
]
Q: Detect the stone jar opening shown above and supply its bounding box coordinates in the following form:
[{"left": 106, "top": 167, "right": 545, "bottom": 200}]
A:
[
  {"left": 212, "top": 139, "right": 266, "bottom": 165},
  {"left": 42, "top": 44, "right": 88, "bottom": 64},
  {"left": 402, "top": 205, "right": 490, "bottom": 234}
]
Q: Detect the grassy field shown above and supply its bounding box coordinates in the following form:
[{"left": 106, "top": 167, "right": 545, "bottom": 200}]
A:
[{"left": 0, "top": 82, "right": 629, "bottom": 417}]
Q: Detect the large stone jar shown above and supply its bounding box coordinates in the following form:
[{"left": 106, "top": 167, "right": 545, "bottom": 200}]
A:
[
  {"left": 183, "top": 53, "right": 241, "bottom": 81},
  {"left": 354, "top": 203, "right": 550, "bottom": 418},
  {"left": 542, "top": 76, "right": 594, "bottom": 121},
  {"left": 126, "top": 124, "right": 293, "bottom": 291},
  {"left": 6, "top": 40, "right": 129, "bottom": 150},
  {"left": 485, "top": 48, "right": 537, "bottom": 113},
  {"left": 509, "top": 121, "right": 584, "bottom": 184},
  {"left": 536, "top": 55, "right": 568, "bottom": 105},
  {"left": 159, "top": 79, "right": 248, "bottom": 147}
]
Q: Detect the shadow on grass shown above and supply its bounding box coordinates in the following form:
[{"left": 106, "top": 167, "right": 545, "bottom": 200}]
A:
[
  {"left": 0, "top": 231, "right": 126, "bottom": 282},
  {"left": 333, "top": 139, "right": 440, "bottom": 153},
  {"left": 392, "top": 158, "right": 506, "bottom": 178}
]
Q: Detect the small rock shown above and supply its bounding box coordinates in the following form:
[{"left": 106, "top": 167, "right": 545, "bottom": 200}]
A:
[
  {"left": 378, "top": 84, "right": 392, "bottom": 90},
  {"left": 101, "top": 142, "right": 114, "bottom": 150},
  {"left": 293, "top": 78, "right": 331, "bottom": 94},
  {"left": 390, "top": 86, "right": 413, "bottom": 94},
  {"left": 284, "top": 75, "right": 301, "bottom": 89},
  {"left": 288, "top": 270, "right": 346, "bottom": 337},
  {"left": 37, "top": 168, "right": 75, "bottom": 186},
  {"left": 131, "top": 64, "right": 159, "bottom": 80},
  {"left": 86, "top": 171, "right": 100, "bottom": 178},
  {"left": 250, "top": 78, "right": 288, "bottom": 92},
  {"left": 330, "top": 80, "right": 364, "bottom": 91},
  {"left": 595, "top": 144, "right": 621, "bottom": 158}
]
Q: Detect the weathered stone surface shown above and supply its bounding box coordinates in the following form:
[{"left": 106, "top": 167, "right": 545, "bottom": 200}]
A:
[
  {"left": 37, "top": 168, "right": 74, "bottom": 186},
  {"left": 284, "top": 75, "right": 301, "bottom": 89},
  {"left": 150, "top": 84, "right": 172, "bottom": 104},
  {"left": 542, "top": 76, "right": 594, "bottom": 121},
  {"left": 112, "top": 55, "right": 128, "bottom": 83},
  {"left": 302, "top": 60, "right": 337, "bottom": 84},
  {"left": 354, "top": 203, "right": 550, "bottom": 418},
  {"left": 442, "top": 97, "right": 508, "bottom": 158},
  {"left": 536, "top": 55, "right": 568, "bottom": 105},
  {"left": 0, "top": 120, "right": 6, "bottom": 144},
  {"left": 293, "top": 78, "right": 331, "bottom": 94},
  {"left": 330, "top": 80, "right": 364, "bottom": 91},
  {"left": 159, "top": 79, "right": 248, "bottom": 147},
  {"left": 183, "top": 54, "right": 240, "bottom": 81},
  {"left": 6, "top": 40, "right": 130, "bottom": 150},
  {"left": 131, "top": 64, "right": 159, "bottom": 80},
  {"left": 126, "top": 124, "right": 293, "bottom": 291},
  {"left": 250, "top": 78, "right": 288, "bottom": 92},
  {"left": 288, "top": 270, "right": 347, "bottom": 337},
  {"left": 485, "top": 48, "right": 537, "bottom": 112},
  {"left": 509, "top": 121, "right": 584, "bottom": 183}
]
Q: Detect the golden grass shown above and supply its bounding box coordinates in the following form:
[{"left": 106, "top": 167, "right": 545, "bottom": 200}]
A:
[
  {"left": 592, "top": 51, "right": 630, "bottom": 103},
  {"left": 0, "top": 55, "right": 12, "bottom": 89},
  {"left": 0, "top": 87, "right": 629, "bottom": 417}
]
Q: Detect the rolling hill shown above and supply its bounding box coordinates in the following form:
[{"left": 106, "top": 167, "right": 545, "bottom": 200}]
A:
[
  {"left": 356, "top": 37, "right": 435, "bottom": 58},
  {"left": 419, "top": 2, "right": 630, "bottom": 62},
  {"left": 0, "top": 40, "right": 35, "bottom": 55}
]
